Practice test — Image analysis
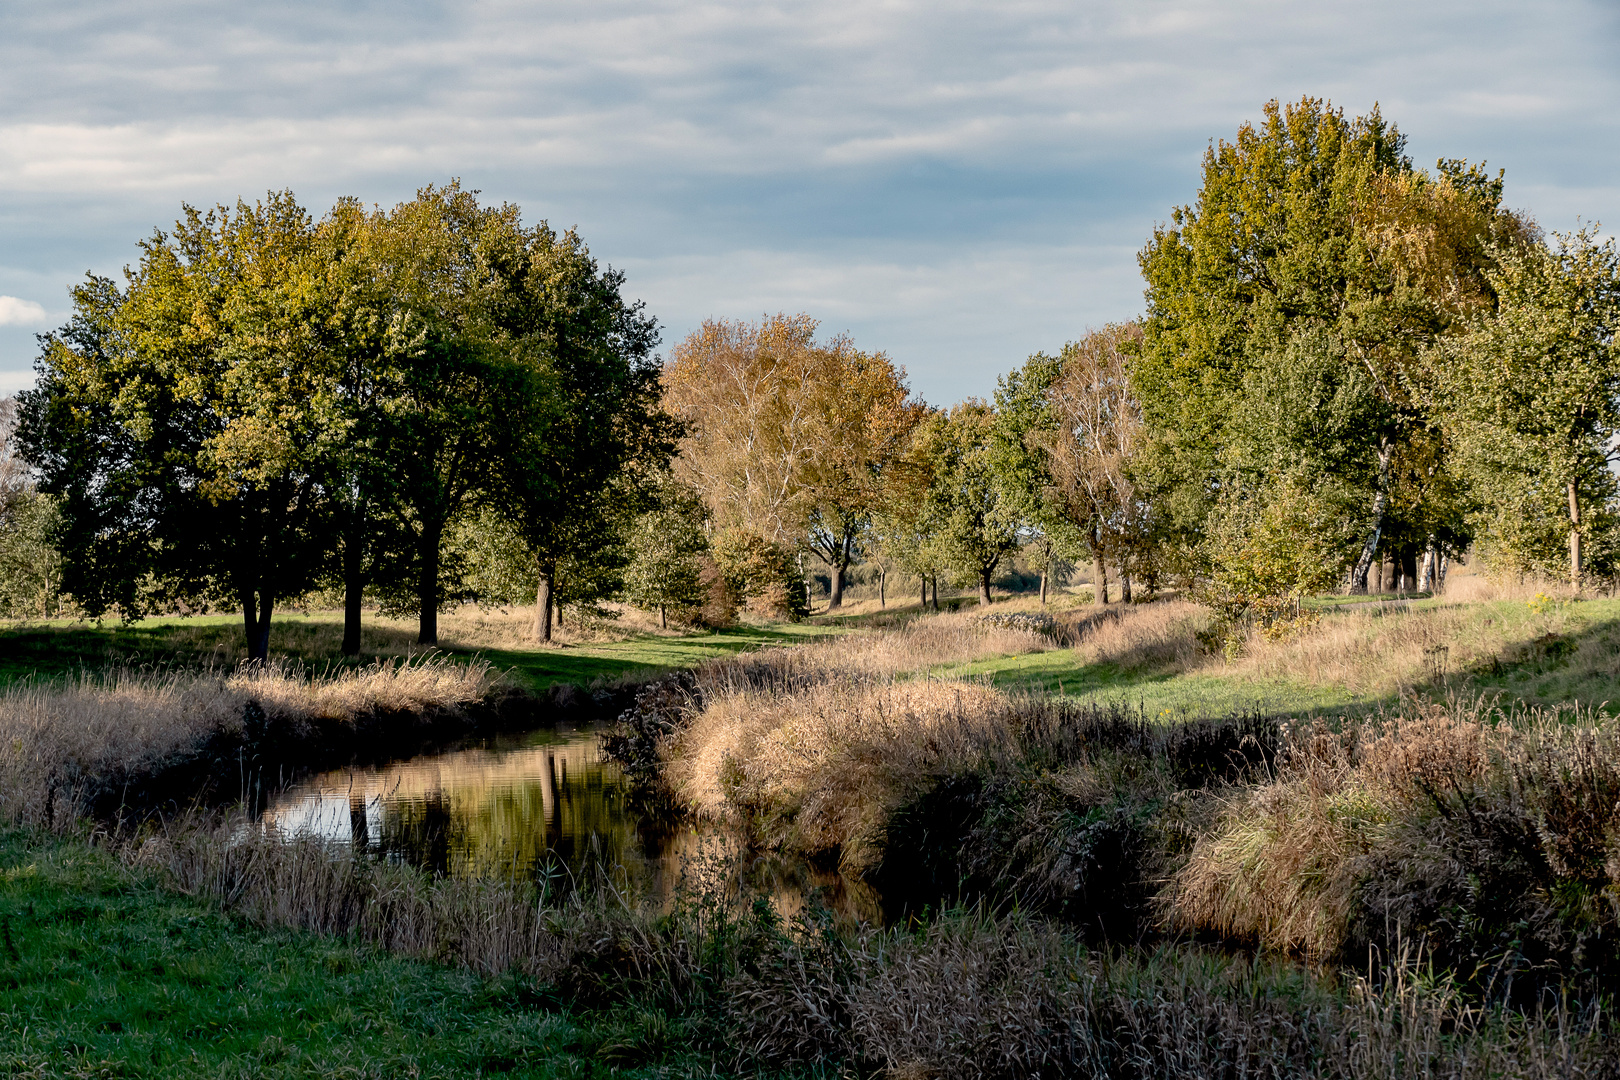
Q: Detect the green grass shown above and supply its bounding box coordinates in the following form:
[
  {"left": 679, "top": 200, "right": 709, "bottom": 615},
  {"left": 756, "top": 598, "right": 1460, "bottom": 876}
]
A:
[
  {"left": 478, "top": 622, "right": 845, "bottom": 691},
  {"left": 932, "top": 649, "right": 1379, "bottom": 717},
  {"left": 0, "top": 828, "right": 767, "bottom": 1079},
  {"left": 0, "top": 612, "right": 846, "bottom": 692}
]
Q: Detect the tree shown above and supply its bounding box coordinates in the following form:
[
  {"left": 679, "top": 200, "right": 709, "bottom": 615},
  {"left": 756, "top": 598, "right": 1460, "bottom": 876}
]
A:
[
  {"left": 623, "top": 474, "right": 709, "bottom": 628},
  {"left": 799, "top": 348, "right": 922, "bottom": 608},
  {"left": 481, "top": 221, "right": 670, "bottom": 643},
  {"left": 991, "top": 352, "right": 1083, "bottom": 605},
  {"left": 662, "top": 313, "right": 921, "bottom": 610},
  {"left": 1439, "top": 228, "right": 1620, "bottom": 587},
  {"left": 1134, "top": 97, "right": 1530, "bottom": 593},
  {"left": 21, "top": 193, "right": 342, "bottom": 661},
  {"left": 1029, "top": 324, "right": 1146, "bottom": 606},
  {"left": 916, "top": 403, "right": 1021, "bottom": 606}
]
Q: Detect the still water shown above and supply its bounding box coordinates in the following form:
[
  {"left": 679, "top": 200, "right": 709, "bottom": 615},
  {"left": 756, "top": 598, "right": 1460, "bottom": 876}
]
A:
[{"left": 261, "top": 725, "right": 880, "bottom": 922}]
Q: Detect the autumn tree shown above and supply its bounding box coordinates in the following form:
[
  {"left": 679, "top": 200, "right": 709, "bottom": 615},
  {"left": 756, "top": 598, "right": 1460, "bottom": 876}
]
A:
[
  {"left": 801, "top": 348, "right": 922, "bottom": 607},
  {"left": 663, "top": 313, "right": 920, "bottom": 610},
  {"left": 1003, "top": 324, "right": 1146, "bottom": 606}
]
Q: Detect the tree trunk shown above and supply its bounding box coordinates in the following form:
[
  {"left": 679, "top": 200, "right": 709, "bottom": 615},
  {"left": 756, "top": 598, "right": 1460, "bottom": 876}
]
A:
[
  {"left": 1373, "top": 556, "right": 1385, "bottom": 595},
  {"left": 1419, "top": 538, "right": 1438, "bottom": 593},
  {"left": 829, "top": 564, "right": 845, "bottom": 609},
  {"left": 930, "top": 574, "right": 940, "bottom": 612},
  {"left": 1092, "top": 554, "right": 1108, "bottom": 606},
  {"left": 879, "top": 567, "right": 886, "bottom": 608},
  {"left": 1121, "top": 571, "right": 1132, "bottom": 604},
  {"left": 920, "top": 575, "right": 928, "bottom": 610},
  {"left": 1438, "top": 554, "right": 1450, "bottom": 592},
  {"left": 1350, "top": 442, "right": 1393, "bottom": 594},
  {"left": 417, "top": 520, "right": 443, "bottom": 646},
  {"left": 1039, "top": 566, "right": 1048, "bottom": 606},
  {"left": 342, "top": 520, "right": 365, "bottom": 657},
  {"left": 242, "top": 589, "right": 273, "bottom": 664},
  {"left": 1569, "top": 481, "right": 1583, "bottom": 591},
  {"left": 1401, "top": 549, "right": 1418, "bottom": 593},
  {"left": 978, "top": 569, "right": 992, "bottom": 606},
  {"left": 534, "top": 566, "right": 554, "bottom": 643},
  {"left": 659, "top": 603, "right": 667, "bottom": 629}
]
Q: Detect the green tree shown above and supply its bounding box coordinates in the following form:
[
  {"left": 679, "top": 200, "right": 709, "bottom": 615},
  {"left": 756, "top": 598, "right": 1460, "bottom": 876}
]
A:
[
  {"left": 991, "top": 351, "right": 1081, "bottom": 604},
  {"left": 21, "top": 193, "right": 342, "bottom": 660},
  {"left": 917, "top": 403, "right": 1020, "bottom": 606},
  {"left": 1439, "top": 227, "right": 1620, "bottom": 587},
  {"left": 1135, "top": 97, "right": 1528, "bottom": 593},
  {"left": 623, "top": 474, "right": 708, "bottom": 627},
  {"left": 481, "top": 223, "right": 670, "bottom": 643}
]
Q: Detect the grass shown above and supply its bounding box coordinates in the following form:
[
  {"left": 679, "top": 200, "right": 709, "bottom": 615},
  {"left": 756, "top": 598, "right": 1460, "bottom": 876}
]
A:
[
  {"left": 0, "top": 828, "right": 648, "bottom": 1079},
  {"left": 0, "top": 608, "right": 845, "bottom": 693}
]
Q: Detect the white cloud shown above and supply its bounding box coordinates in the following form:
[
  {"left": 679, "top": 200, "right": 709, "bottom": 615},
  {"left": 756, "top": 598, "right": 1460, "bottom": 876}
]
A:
[
  {"left": 0, "top": 297, "right": 47, "bottom": 327},
  {"left": 0, "top": 0, "right": 1616, "bottom": 400}
]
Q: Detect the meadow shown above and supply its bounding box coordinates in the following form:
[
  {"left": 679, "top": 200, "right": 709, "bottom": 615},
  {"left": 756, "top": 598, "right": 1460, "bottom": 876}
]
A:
[{"left": 3, "top": 580, "right": 1620, "bottom": 1076}]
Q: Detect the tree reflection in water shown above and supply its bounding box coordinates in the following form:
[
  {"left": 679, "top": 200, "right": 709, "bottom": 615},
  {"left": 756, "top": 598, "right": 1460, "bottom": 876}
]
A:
[{"left": 261, "top": 726, "right": 881, "bottom": 923}]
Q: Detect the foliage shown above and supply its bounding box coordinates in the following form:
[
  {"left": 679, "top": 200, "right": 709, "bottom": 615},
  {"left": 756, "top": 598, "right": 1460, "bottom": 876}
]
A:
[
  {"left": 661, "top": 313, "right": 922, "bottom": 609},
  {"left": 912, "top": 403, "right": 1022, "bottom": 604},
  {"left": 1197, "top": 476, "right": 1360, "bottom": 656},
  {"left": 623, "top": 474, "right": 710, "bottom": 627},
  {"left": 1134, "top": 97, "right": 1531, "bottom": 591},
  {"left": 20, "top": 194, "right": 343, "bottom": 660},
  {"left": 709, "top": 527, "right": 808, "bottom": 621},
  {"left": 1437, "top": 227, "right": 1620, "bottom": 584}
]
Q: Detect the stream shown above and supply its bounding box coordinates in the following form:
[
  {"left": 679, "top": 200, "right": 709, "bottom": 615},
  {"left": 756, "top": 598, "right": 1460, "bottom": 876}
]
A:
[{"left": 260, "top": 723, "right": 882, "bottom": 923}]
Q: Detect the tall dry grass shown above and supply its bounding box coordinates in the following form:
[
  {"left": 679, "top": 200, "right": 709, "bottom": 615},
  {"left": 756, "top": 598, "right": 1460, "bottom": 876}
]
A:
[
  {"left": 0, "top": 656, "right": 499, "bottom": 828},
  {"left": 1167, "top": 697, "right": 1620, "bottom": 984},
  {"left": 127, "top": 821, "right": 1618, "bottom": 1078}
]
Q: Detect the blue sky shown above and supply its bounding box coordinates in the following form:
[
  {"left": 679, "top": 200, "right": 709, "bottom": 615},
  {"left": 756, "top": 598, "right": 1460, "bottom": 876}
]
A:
[{"left": 1, "top": 0, "right": 1617, "bottom": 404}]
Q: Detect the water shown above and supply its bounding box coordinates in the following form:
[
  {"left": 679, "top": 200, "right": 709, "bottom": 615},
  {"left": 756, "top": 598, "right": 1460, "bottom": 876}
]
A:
[{"left": 261, "top": 725, "right": 881, "bottom": 922}]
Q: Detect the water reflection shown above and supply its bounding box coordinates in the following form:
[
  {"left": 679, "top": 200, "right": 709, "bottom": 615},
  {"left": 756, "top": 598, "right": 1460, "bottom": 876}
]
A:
[{"left": 262, "top": 726, "right": 880, "bottom": 923}]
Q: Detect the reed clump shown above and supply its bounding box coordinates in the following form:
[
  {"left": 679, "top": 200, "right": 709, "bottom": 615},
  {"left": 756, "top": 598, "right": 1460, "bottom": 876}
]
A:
[{"left": 1168, "top": 698, "right": 1620, "bottom": 997}]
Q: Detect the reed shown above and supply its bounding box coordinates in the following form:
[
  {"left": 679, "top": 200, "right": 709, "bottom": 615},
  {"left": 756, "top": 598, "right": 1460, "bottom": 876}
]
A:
[{"left": 0, "top": 655, "right": 498, "bottom": 828}]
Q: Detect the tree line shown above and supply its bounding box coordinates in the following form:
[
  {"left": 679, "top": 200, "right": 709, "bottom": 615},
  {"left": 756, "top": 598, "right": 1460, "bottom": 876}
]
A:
[{"left": 11, "top": 98, "right": 1620, "bottom": 655}]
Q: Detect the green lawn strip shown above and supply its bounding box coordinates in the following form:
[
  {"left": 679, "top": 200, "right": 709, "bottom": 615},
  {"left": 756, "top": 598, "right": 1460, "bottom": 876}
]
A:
[
  {"left": 0, "top": 829, "right": 719, "bottom": 1079},
  {"left": 929, "top": 649, "right": 1381, "bottom": 718},
  {"left": 0, "top": 615, "right": 848, "bottom": 692},
  {"left": 481, "top": 622, "right": 845, "bottom": 692}
]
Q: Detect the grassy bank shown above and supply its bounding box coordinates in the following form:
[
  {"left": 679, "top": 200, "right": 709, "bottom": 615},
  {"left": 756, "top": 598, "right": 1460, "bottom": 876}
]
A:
[
  {"left": 0, "top": 607, "right": 843, "bottom": 692},
  {"left": 0, "top": 828, "right": 697, "bottom": 1079},
  {"left": 9, "top": 822, "right": 1611, "bottom": 1079}
]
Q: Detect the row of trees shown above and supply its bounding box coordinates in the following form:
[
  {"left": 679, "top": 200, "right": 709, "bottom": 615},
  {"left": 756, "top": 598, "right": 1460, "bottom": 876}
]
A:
[
  {"left": 14, "top": 98, "right": 1619, "bottom": 653},
  {"left": 652, "top": 99, "right": 1620, "bottom": 626},
  {"left": 20, "top": 184, "right": 672, "bottom": 658}
]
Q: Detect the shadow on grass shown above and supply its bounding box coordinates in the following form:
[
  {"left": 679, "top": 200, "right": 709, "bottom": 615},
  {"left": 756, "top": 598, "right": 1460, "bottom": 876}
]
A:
[{"left": 0, "top": 614, "right": 841, "bottom": 693}]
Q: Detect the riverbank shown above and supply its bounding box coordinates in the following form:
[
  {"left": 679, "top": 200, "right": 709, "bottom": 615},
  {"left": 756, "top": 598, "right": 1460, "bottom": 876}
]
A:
[
  {"left": 8, "top": 593, "right": 1620, "bottom": 1074},
  {"left": 7, "top": 823, "right": 1609, "bottom": 1079}
]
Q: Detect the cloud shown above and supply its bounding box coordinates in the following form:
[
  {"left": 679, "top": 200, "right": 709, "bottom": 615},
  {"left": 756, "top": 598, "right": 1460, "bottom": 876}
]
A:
[
  {"left": 0, "top": 0, "right": 1617, "bottom": 402},
  {"left": 0, "top": 297, "right": 47, "bottom": 327}
]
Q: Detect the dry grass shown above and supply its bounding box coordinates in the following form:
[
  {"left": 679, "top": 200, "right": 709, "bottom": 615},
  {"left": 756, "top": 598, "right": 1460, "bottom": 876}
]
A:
[
  {"left": 0, "top": 656, "right": 499, "bottom": 829},
  {"left": 128, "top": 823, "right": 1617, "bottom": 1078},
  {"left": 704, "top": 605, "right": 1056, "bottom": 687},
  {"left": 670, "top": 679, "right": 1018, "bottom": 871},
  {"left": 1071, "top": 599, "right": 1208, "bottom": 671},
  {"left": 1166, "top": 697, "right": 1620, "bottom": 967},
  {"left": 657, "top": 608, "right": 1071, "bottom": 871}
]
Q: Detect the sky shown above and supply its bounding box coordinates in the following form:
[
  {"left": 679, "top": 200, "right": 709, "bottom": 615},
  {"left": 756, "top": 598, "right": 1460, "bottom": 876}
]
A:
[{"left": 1, "top": 0, "right": 1617, "bottom": 405}]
